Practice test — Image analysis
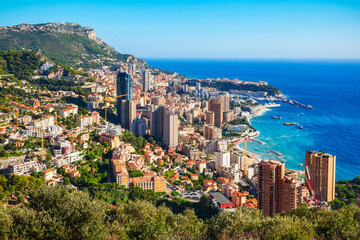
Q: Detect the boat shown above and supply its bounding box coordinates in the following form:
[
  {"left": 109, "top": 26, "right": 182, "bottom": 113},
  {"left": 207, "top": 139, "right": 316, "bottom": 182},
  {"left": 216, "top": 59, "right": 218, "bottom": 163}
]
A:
[
  {"left": 298, "top": 163, "right": 305, "bottom": 167},
  {"left": 298, "top": 125, "right": 305, "bottom": 129},
  {"left": 306, "top": 105, "right": 313, "bottom": 109},
  {"left": 272, "top": 115, "right": 281, "bottom": 119},
  {"left": 283, "top": 122, "right": 298, "bottom": 125}
]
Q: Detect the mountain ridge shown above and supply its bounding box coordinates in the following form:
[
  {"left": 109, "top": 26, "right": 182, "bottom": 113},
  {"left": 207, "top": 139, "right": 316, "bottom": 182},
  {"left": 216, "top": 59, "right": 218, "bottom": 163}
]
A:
[{"left": 0, "top": 22, "right": 145, "bottom": 70}]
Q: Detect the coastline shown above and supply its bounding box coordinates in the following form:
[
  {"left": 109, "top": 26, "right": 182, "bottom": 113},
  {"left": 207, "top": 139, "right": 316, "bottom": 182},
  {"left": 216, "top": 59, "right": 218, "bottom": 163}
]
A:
[
  {"left": 248, "top": 103, "right": 280, "bottom": 119},
  {"left": 235, "top": 143, "right": 262, "bottom": 164}
]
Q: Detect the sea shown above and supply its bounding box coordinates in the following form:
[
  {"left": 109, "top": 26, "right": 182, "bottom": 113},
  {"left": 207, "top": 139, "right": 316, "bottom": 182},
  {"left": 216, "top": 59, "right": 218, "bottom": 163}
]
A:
[{"left": 146, "top": 59, "right": 360, "bottom": 181}]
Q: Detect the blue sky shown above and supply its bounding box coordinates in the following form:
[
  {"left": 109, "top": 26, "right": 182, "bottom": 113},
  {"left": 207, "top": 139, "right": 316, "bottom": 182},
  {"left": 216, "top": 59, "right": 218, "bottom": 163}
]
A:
[{"left": 1, "top": 0, "right": 359, "bottom": 59}]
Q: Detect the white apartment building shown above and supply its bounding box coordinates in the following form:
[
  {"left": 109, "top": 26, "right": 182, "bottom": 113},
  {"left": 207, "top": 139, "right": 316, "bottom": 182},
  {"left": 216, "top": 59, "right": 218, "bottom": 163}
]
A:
[
  {"left": 9, "top": 161, "right": 46, "bottom": 175},
  {"left": 23, "top": 125, "right": 63, "bottom": 138},
  {"left": 30, "top": 115, "right": 55, "bottom": 129},
  {"left": 98, "top": 122, "right": 122, "bottom": 136},
  {"left": 59, "top": 106, "right": 78, "bottom": 118},
  {"left": 76, "top": 115, "right": 93, "bottom": 129},
  {"left": 215, "top": 150, "right": 230, "bottom": 169},
  {"left": 53, "top": 151, "right": 81, "bottom": 168}
]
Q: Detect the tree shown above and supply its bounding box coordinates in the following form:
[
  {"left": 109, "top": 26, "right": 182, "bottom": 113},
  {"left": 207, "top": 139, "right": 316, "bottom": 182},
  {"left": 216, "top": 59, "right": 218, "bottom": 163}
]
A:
[
  {"left": 171, "top": 191, "right": 180, "bottom": 197},
  {"left": 58, "top": 168, "right": 66, "bottom": 176},
  {"left": 246, "top": 194, "right": 255, "bottom": 199},
  {"left": 63, "top": 177, "right": 70, "bottom": 185},
  {"left": 130, "top": 170, "right": 144, "bottom": 178}
]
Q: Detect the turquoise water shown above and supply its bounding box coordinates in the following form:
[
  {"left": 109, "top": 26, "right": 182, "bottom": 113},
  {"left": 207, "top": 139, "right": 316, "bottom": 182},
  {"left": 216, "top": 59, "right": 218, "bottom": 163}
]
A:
[{"left": 146, "top": 59, "right": 360, "bottom": 180}]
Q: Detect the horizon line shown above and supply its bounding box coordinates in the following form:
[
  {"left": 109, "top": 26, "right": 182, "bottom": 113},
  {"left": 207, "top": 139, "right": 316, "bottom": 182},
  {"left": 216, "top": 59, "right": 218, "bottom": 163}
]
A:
[{"left": 142, "top": 57, "right": 360, "bottom": 61}]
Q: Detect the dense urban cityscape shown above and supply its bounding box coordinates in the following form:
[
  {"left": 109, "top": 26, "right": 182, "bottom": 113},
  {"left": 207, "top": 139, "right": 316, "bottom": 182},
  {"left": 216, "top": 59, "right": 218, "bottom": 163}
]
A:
[{"left": 0, "top": 21, "right": 359, "bottom": 239}]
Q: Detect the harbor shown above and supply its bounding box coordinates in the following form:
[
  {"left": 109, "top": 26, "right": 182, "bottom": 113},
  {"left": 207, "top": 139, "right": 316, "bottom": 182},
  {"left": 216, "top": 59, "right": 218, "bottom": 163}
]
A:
[
  {"left": 267, "top": 150, "right": 284, "bottom": 157},
  {"left": 249, "top": 138, "right": 265, "bottom": 145},
  {"left": 284, "top": 99, "right": 313, "bottom": 109}
]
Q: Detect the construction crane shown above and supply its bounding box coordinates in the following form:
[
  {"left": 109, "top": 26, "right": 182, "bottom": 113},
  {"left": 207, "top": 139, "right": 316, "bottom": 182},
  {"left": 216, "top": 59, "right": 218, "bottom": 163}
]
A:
[
  {"left": 15, "top": 110, "right": 26, "bottom": 128},
  {"left": 41, "top": 129, "right": 45, "bottom": 161},
  {"left": 41, "top": 118, "right": 47, "bottom": 162},
  {"left": 54, "top": 112, "right": 62, "bottom": 125},
  {"left": 304, "top": 158, "right": 316, "bottom": 201},
  {"left": 100, "top": 94, "right": 128, "bottom": 121}
]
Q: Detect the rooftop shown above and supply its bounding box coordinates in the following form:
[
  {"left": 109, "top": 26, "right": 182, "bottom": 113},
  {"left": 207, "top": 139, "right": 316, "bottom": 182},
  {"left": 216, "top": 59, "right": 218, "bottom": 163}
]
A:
[{"left": 210, "top": 192, "right": 232, "bottom": 204}]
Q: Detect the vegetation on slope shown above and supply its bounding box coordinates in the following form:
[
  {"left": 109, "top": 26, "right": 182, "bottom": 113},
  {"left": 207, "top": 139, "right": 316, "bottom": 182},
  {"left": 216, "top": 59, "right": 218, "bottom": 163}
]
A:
[
  {"left": 0, "top": 29, "right": 130, "bottom": 70},
  {"left": 28, "top": 78, "right": 91, "bottom": 96},
  {"left": 0, "top": 185, "right": 359, "bottom": 240},
  {"left": 329, "top": 176, "right": 360, "bottom": 210},
  {"left": 0, "top": 50, "right": 42, "bottom": 79}
]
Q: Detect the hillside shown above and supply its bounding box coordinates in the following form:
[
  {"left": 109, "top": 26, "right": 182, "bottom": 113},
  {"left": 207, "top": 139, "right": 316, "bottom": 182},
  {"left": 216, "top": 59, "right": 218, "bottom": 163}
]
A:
[
  {"left": 0, "top": 50, "right": 42, "bottom": 79},
  {"left": 0, "top": 185, "right": 359, "bottom": 239},
  {"left": 0, "top": 23, "right": 141, "bottom": 70},
  {"left": 330, "top": 176, "right": 360, "bottom": 209}
]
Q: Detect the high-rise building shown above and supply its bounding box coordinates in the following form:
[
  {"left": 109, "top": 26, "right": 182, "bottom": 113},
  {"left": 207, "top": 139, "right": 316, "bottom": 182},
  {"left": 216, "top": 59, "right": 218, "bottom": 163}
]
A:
[
  {"left": 132, "top": 117, "right": 146, "bottom": 137},
  {"left": 257, "top": 160, "right": 306, "bottom": 216},
  {"left": 119, "top": 100, "right": 136, "bottom": 131},
  {"left": 223, "top": 110, "right": 234, "bottom": 122},
  {"left": 196, "top": 82, "right": 201, "bottom": 92},
  {"left": 305, "top": 151, "right": 336, "bottom": 202},
  {"left": 230, "top": 149, "right": 244, "bottom": 170},
  {"left": 116, "top": 72, "right": 133, "bottom": 100},
  {"left": 205, "top": 111, "right": 215, "bottom": 125},
  {"left": 143, "top": 69, "right": 151, "bottom": 92},
  {"left": 257, "top": 160, "right": 285, "bottom": 216},
  {"left": 116, "top": 72, "right": 134, "bottom": 129},
  {"left": 218, "top": 93, "right": 230, "bottom": 112},
  {"left": 150, "top": 105, "right": 165, "bottom": 140},
  {"left": 164, "top": 111, "right": 178, "bottom": 148},
  {"left": 208, "top": 99, "right": 223, "bottom": 128},
  {"left": 281, "top": 176, "right": 302, "bottom": 212},
  {"left": 152, "top": 96, "right": 165, "bottom": 106},
  {"left": 215, "top": 150, "right": 230, "bottom": 169},
  {"left": 204, "top": 124, "right": 222, "bottom": 140}
]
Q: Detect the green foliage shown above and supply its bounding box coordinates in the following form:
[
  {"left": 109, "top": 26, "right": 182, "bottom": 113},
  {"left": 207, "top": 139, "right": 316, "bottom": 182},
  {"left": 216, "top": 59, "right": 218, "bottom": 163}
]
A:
[
  {"left": 120, "top": 130, "right": 148, "bottom": 152},
  {"left": 329, "top": 176, "right": 360, "bottom": 210},
  {"left": 229, "top": 117, "right": 250, "bottom": 126},
  {"left": 246, "top": 194, "right": 255, "bottom": 199},
  {"left": 63, "top": 177, "right": 70, "bottom": 185},
  {"left": 171, "top": 190, "right": 180, "bottom": 197},
  {"left": 0, "top": 185, "right": 359, "bottom": 239},
  {"left": 130, "top": 170, "right": 144, "bottom": 178},
  {"left": 0, "top": 50, "right": 41, "bottom": 79},
  {"left": 0, "top": 174, "right": 44, "bottom": 201},
  {"left": 29, "top": 78, "right": 91, "bottom": 96},
  {"left": 78, "top": 107, "right": 89, "bottom": 116},
  {"left": 0, "top": 29, "right": 131, "bottom": 70}
]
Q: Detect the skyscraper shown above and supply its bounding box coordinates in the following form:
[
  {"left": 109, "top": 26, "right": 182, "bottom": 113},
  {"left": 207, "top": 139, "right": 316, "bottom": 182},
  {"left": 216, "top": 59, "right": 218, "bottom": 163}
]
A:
[
  {"left": 258, "top": 160, "right": 306, "bottom": 216},
  {"left": 205, "top": 111, "right": 215, "bottom": 125},
  {"left": 132, "top": 117, "right": 146, "bottom": 137},
  {"left": 281, "top": 176, "right": 302, "bottom": 212},
  {"left": 305, "top": 151, "right": 336, "bottom": 202},
  {"left": 218, "top": 93, "right": 230, "bottom": 112},
  {"left": 119, "top": 100, "right": 136, "bottom": 131},
  {"left": 150, "top": 105, "right": 165, "bottom": 140},
  {"left": 116, "top": 72, "right": 133, "bottom": 100},
  {"left": 257, "top": 160, "right": 285, "bottom": 216},
  {"left": 116, "top": 72, "right": 134, "bottom": 130},
  {"left": 208, "top": 99, "right": 223, "bottom": 128},
  {"left": 143, "top": 69, "right": 151, "bottom": 92},
  {"left": 164, "top": 111, "right": 178, "bottom": 148}
]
